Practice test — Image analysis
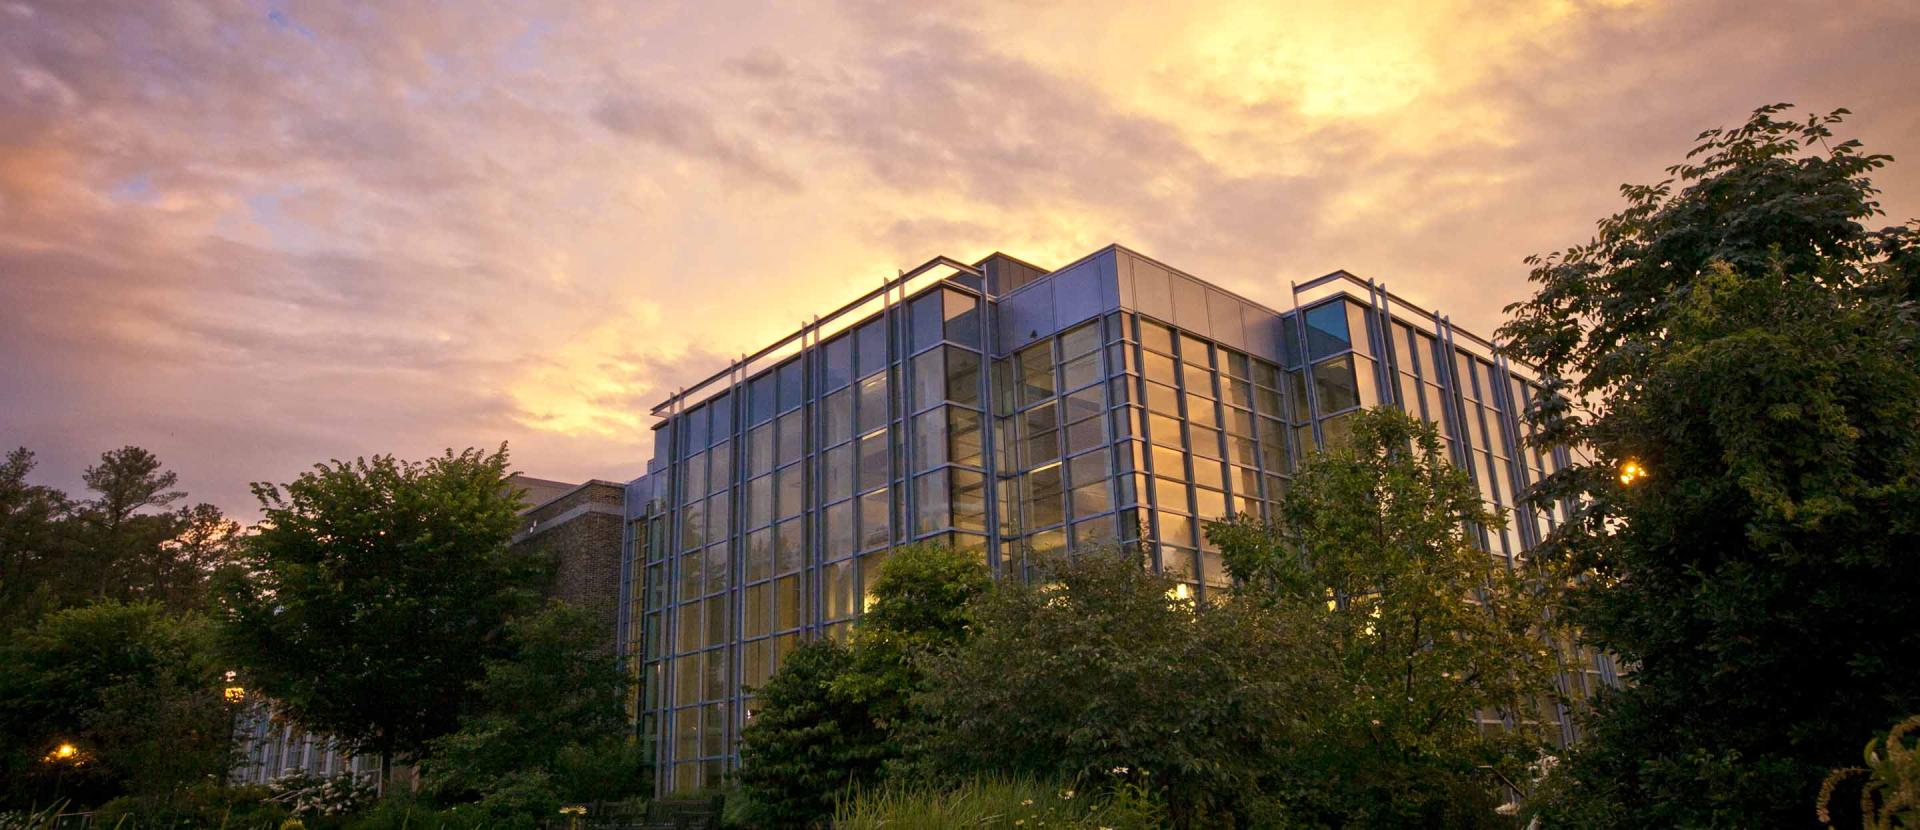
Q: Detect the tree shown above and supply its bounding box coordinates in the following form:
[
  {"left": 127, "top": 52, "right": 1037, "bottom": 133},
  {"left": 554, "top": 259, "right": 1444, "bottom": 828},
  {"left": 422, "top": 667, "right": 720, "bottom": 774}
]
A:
[
  {"left": 1500, "top": 104, "right": 1920, "bottom": 827},
  {"left": 1209, "top": 407, "right": 1561, "bottom": 828},
  {"left": 75, "top": 447, "right": 185, "bottom": 601},
  {"left": 219, "top": 446, "right": 545, "bottom": 783},
  {"left": 424, "top": 602, "right": 646, "bottom": 825},
  {"left": 734, "top": 639, "right": 883, "bottom": 828},
  {"left": 735, "top": 543, "right": 989, "bottom": 827},
  {"left": 0, "top": 602, "right": 233, "bottom": 809},
  {"left": 916, "top": 548, "right": 1314, "bottom": 827},
  {"left": 0, "top": 448, "right": 70, "bottom": 629}
]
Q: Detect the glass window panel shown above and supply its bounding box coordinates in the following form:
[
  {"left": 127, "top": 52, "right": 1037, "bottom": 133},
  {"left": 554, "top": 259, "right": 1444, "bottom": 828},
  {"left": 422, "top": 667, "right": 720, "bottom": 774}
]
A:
[
  {"left": 676, "top": 603, "right": 700, "bottom": 653},
  {"left": 685, "top": 405, "right": 710, "bottom": 450},
  {"left": 776, "top": 411, "right": 804, "bottom": 466},
  {"left": 743, "top": 584, "right": 769, "bottom": 638},
  {"left": 910, "top": 291, "right": 943, "bottom": 352},
  {"left": 1180, "top": 334, "right": 1212, "bottom": 366},
  {"left": 952, "top": 469, "right": 988, "bottom": 532},
  {"left": 825, "top": 501, "right": 854, "bottom": 559},
  {"left": 1063, "top": 384, "right": 1104, "bottom": 423},
  {"left": 1061, "top": 351, "right": 1102, "bottom": 391},
  {"left": 824, "top": 388, "right": 853, "bottom": 446},
  {"left": 1107, "top": 343, "right": 1134, "bottom": 377},
  {"left": 946, "top": 347, "right": 981, "bottom": 408},
  {"left": 914, "top": 469, "right": 950, "bottom": 535},
  {"left": 911, "top": 408, "right": 947, "bottom": 471},
  {"left": 1221, "top": 375, "right": 1253, "bottom": 408},
  {"left": 1253, "top": 358, "right": 1281, "bottom": 389},
  {"left": 774, "top": 575, "right": 802, "bottom": 630},
  {"left": 944, "top": 289, "right": 981, "bottom": 346},
  {"left": 1313, "top": 355, "right": 1363, "bottom": 413},
  {"left": 1071, "top": 479, "right": 1112, "bottom": 518},
  {"left": 950, "top": 408, "right": 984, "bottom": 468},
  {"left": 823, "top": 335, "right": 854, "bottom": 391},
  {"left": 1022, "top": 402, "right": 1061, "bottom": 469},
  {"left": 1253, "top": 386, "right": 1283, "bottom": 419},
  {"left": 1110, "top": 407, "right": 1137, "bottom": 441},
  {"left": 1146, "top": 381, "right": 1180, "bottom": 416},
  {"left": 1149, "top": 413, "right": 1184, "bottom": 449},
  {"left": 776, "top": 464, "right": 803, "bottom": 520},
  {"left": 1073, "top": 516, "right": 1116, "bottom": 549},
  {"left": 704, "top": 543, "right": 728, "bottom": 596},
  {"left": 911, "top": 349, "right": 942, "bottom": 412},
  {"left": 1225, "top": 350, "right": 1250, "bottom": 379},
  {"left": 1151, "top": 444, "right": 1187, "bottom": 482},
  {"left": 856, "top": 321, "right": 887, "bottom": 377},
  {"left": 824, "top": 443, "right": 853, "bottom": 503},
  {"left": 1140, "top": 317, "right": 1174, "bottom": 354},
  {"left": 1068, "top": 448, "right": 1110, "bottom": 488},
  {"left": 1347, "top": 302, "right": 1375, "bottom": 359},
  {"left": 1142, "top": 350, "right": 1178, "bottom": 386},
  {"left": 1222, "top": 406, "right": 1254, "bottom": 437},
  {"left": 825, "top": 560, "right": 854, "bottom": 620},
  {"left": 1230, "top": 465, "right": 1260, "bottom": 497},
  {"left": 1193, "top": 458, "right": 1225, "bottom": 491},
  {"left": 1155, "top": 477, "right": 1191, "bottom": 513},
  {"left": 858, "top": 373, "right": 888, "bottom": 434},
  {"left": 1158, "top": 511, "right": 1194, "bottom": 546},
  {"left": 858, "top": 431, "right": 889, "bottom": 491},
  {"left": 745, "top": 529, "right": 772, "bottom": 582},
  {"left": 1226, "top": 435, "right": 1258, "bottom": 468},
  {"left": 1194, "top": 487, "right": 1228, "bottom": 521},
  {"left": 1061, "top": 322, "right": 1101, "bottom": 360},
  {"left": 1182, "top": 362, "right": 1213, "bottom": 396},
  {"left": 678, "top": 551, "right": 702, "bottom": 603},
  {"left": 777, "top": 359, "right": 805, "bottom": 411},
  {"left": 680, "top": 499, "right": 706, "bottom": 550},
  {"left": 775, "top": 519, "right": 804, "bottom": 574},
  {"left": 748, "top": 374, "right": 776, "bottom": 425},
  {"left": 1289, "top": 371, "right": 1312, "bottom": 421},
  {"left": 1186, "top": 393, "right": 1218, "bottom": 428},
  {"left": 1027, "top": 465, "right": 1065, "bottom": 529},
  {"left": 1353, "top": 355, "right": 1380, "bottom": 408},
  {"left": 1303, "top": 301, "right": 1351, "bottom": 361},
  {"left": 708, "top": 440, "right": 731, "bottom": 494},
  {"left": 1064, "top": 416, "right": 1104, "bottom": 455},
  {"left": 747, "top": 424, "right": 773, "bottom": 477},
  {"left": 746, "top": 475, "right": 772, "bottom": 529},
  {"left": 1017, "top": 343, "right": 1055, "bottom": 407},
  {"left": 1190, "top": 425, "right": 1223, "bottom": 459},
  {"left": 859, "top": 487, "right": 890, "bottom": 550},
  {"left": 683, "top": 452, "right": 707, "bottom": 506}
]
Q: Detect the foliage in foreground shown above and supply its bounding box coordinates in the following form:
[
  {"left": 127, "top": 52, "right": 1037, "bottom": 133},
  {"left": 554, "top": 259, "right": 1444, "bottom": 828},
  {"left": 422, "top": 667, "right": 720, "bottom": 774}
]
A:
[
  {"left": 1502, "top": 104, "right": 1920, "bottom": 828},
  {"left": 220, "top": 446, "right": 548, "bottom": 781},
  {"left": 734, "top": 543, "right": 989, "bottom": 828},
  {"left": 423, "top": 602, "right": 649, "bottom": 826},
  {"left": 833, "top": 775, "right": 1161, "bottom": 830},
  {"left": 1208, "top": 407, "right": 1562, "bottom": 827},
  {"left": 0, "top": 602, "right": 233, "bottom": 809},
  {"left": 1820, "top": 716, "right": 1920, "bottom": 830}
]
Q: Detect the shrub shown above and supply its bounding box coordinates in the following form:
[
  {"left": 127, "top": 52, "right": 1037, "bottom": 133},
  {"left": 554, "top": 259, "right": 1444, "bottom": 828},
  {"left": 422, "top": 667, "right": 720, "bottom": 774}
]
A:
[
  {"left": 1820, "top": 715, "right": 1920, "bottom": 829},
  {"left": 92, "top": 783, "right": 291, "bottom": 829}
]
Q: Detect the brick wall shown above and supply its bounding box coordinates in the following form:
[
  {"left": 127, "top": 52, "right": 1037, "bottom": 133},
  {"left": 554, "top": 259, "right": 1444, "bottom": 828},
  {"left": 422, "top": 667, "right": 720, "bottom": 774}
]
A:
[{"left": 511, "top": 481, "right": 626, "bottom": 648}]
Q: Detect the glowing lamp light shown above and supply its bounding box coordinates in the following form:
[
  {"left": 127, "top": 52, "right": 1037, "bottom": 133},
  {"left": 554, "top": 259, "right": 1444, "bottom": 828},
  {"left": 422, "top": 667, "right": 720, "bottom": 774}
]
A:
[
  {"left": 1618, "top": 459, "right": 1647, "bottom": 486},
  {"left": 224, "top": 686, "right": 247, "bottom": 703},
  {"left": 43, "top": 742, "right": 83, "bottom": 765}
]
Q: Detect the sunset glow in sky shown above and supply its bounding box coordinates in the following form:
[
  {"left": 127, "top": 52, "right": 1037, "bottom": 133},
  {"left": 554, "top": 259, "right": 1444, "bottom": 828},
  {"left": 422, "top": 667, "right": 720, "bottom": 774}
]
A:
[{"left": 4, "top": 0, "right": 1917, "bottom": 515}]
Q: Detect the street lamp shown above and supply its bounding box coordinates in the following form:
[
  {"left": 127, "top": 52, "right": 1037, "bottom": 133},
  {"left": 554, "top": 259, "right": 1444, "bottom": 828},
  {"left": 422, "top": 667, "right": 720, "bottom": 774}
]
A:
[
  {"left": 42, "top": 740, "right": 86, "bottom": 803},
  {"left": 1618, "top": 459, "right": 1647, "bottom": 486}
]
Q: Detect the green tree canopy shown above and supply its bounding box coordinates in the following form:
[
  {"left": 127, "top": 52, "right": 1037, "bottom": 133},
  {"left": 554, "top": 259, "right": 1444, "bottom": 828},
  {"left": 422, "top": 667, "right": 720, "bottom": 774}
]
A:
[
  {"left": 735, "top": 542, "right": 990, "bottom": 828},
  {"left": 1500, "top": 104, "right": 1920, "bottom": 827},
  {"left": 1209, "top": 407, "right": 1561, "bottom": 828},
  {"left": 0, "top": 601, "right": 232, "bottom": 809},
  {"left": 218, "top": 445, "right": 545, "bottom": 782},
  {"left": 423, "top": 602, "right": 646, "bottom": 825}
]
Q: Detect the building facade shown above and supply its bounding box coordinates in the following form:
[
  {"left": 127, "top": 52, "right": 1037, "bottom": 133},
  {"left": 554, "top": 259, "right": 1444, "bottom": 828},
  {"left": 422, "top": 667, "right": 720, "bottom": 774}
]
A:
[{"left": 619, "top": 245, "right": 1619, "bottom": 794}]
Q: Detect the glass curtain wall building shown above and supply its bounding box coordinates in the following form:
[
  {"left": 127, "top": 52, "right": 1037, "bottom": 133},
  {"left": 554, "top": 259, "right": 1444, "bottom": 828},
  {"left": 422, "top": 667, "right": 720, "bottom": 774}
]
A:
[{"left": 618, "top": 245, "right": 1618, "bottom": 793}]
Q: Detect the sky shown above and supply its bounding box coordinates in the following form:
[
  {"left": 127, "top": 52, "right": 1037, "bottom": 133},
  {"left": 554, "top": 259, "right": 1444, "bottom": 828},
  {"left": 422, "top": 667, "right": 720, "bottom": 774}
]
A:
[{"left": 3, "top": 0, "right": 1917, "bottom": 518}]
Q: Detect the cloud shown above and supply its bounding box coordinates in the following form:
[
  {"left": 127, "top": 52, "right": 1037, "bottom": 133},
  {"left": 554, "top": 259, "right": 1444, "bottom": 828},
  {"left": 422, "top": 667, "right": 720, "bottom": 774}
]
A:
[{"left": 1, "top": 0, "right": 1916, "bottom": 516}]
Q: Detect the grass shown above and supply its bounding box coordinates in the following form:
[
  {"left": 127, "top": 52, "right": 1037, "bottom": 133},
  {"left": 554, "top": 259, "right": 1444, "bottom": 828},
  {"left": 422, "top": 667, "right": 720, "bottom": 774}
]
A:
[{"left": 832, "top": 775, "right": 1158, "bottom": 830}]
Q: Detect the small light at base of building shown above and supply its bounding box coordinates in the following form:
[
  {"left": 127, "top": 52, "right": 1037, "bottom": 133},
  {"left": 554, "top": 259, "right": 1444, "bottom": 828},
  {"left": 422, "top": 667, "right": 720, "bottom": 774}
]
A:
[
  {"left": 1618, "top": 459, "right": 1647, "bottom": 485},
  {"left": 224, "top": 686, "right": 247, "bottom": 703}
]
